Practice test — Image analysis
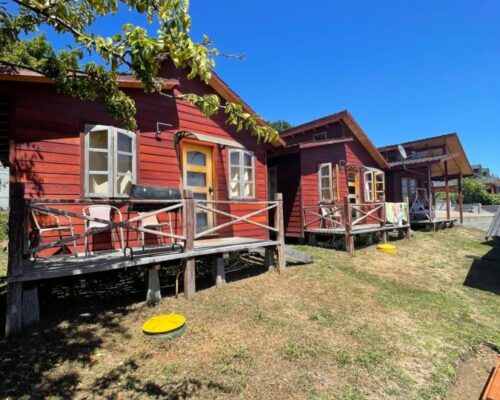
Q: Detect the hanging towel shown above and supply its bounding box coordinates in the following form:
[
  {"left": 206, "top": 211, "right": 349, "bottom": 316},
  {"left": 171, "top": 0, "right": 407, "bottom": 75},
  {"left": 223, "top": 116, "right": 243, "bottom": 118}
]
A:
[{"left": 385, "top": 203, "right": 396, "bottom": 224}]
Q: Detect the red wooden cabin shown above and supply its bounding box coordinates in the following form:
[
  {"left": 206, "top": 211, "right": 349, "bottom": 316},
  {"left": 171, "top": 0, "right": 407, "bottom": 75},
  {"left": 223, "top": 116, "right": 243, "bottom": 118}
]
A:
[
  {"left": 268, "top": 111, "right": 410, "bottom": 251},
  {"left": 378, "top": 133, "right": 473, "bottom": 229},
  {"left": 1, "top": 62, "right": 285, "bottom": 335}
]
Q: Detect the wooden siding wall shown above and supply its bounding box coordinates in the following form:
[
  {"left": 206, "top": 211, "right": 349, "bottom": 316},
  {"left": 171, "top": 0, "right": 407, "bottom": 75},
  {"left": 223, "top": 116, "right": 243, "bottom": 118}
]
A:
[
  {"left": 268, "top": 153, "right": 301, "bottom": 237},
  {"left": 2, "top": 69, "right": 269, "bottom": 254},
  {"left": 284, "top": 122, "right": 346, "bottom": 146},
  {"left": 384, "top": 167, "right": 428, "bottom": 203}
]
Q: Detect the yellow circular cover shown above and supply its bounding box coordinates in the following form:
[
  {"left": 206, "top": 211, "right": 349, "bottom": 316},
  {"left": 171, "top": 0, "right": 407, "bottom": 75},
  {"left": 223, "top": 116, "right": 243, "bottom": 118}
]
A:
[
  {"left": 377, "top": 244, "right": 397, "bottom": 254},
  {"left": 142, "top": 313, "right": 185, "bottom": 334}
]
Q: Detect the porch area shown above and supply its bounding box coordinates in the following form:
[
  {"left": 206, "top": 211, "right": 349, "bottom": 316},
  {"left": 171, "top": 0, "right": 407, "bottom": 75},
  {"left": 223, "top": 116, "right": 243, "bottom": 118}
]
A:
[
  {"left": 5, "top": 184, "right": 286, "bottom": 336},
  {"left": 303, "top": 197, "right": 411, "bottom": 254}
]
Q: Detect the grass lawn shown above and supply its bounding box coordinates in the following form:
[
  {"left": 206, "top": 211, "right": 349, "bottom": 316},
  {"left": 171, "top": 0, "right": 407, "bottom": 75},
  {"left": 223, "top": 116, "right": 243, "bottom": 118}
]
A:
[{"left": 0, "top": 227, "right": 499, "bottom": 399}]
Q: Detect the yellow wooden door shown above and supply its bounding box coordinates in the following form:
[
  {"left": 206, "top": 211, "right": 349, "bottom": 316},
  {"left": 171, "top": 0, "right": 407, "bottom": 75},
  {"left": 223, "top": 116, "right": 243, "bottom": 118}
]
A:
[
  {"left": 347, "top": 169, "right": 360, "bottom": 218},
  {"left": 182, "top": 143, "right": 214, "bottom": 232}
]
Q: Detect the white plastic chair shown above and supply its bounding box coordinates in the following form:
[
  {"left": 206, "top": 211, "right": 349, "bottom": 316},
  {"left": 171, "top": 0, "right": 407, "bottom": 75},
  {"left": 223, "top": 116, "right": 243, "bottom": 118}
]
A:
[
  {"left": 137, "top": 211, "right": 174, "bottom": 250},
  {"left": 320, "top": 205, "right": 341, "bottom": 229},
  {"left": 31, "top": 209, "right": 77, "bottom": 258},
  {"left": 83, "top": 205, "right": 124, "bottom": 256}
]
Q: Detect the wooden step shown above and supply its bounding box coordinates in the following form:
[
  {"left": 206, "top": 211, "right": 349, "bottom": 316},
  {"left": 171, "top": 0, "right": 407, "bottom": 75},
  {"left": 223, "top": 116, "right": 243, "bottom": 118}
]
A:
[{"left": 483, "top": 359, "right": 500, "bottom": 400}]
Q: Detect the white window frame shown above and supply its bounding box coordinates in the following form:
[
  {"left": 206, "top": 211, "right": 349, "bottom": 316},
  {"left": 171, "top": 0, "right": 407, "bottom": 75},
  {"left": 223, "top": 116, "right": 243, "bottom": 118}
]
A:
[
  {"left": 228, "top": 149, "right": 256, "bottom": 199},
  {"left": 84, "top": 124, "right": 137, "bottom": 198},
  {"left": 313, "top": 132, "right": 327, "bottom": 142},
  {"left": 364, "top": 167, "right": 385, "bottom": 202},
  {"left": 318, "top": 163, "right": 333, "bottom": 203}
]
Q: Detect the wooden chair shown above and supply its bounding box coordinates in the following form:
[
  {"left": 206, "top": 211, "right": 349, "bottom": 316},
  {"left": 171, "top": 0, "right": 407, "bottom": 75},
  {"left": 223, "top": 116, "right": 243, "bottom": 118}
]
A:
[
  {"left": 83, "top": 205, "right": 124, "bottom": 256},
  {"left": 137, "top": 211, "right": 174, "bottom": 250},
  {"left": 320, "top": 205, "right": 341, "bottom": 229},
  {"left": 31, "top": 209, "right": 77, "bottom": 258}
]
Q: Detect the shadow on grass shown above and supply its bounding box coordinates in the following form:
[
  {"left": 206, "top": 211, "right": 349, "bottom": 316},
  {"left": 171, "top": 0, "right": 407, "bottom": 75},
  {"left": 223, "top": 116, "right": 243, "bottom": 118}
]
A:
[
  {"left": 0, "top": 253, "right": 270, "bottom": 398},
  {"left": 464, "top": 241, "right": 500, "bottom": 295}
]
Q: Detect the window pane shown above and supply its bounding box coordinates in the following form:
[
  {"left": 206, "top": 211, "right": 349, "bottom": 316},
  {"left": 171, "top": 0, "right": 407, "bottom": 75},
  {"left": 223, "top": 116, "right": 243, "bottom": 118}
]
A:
[
  {"left": 243, "top": 153, "right": 252, "bottom": 167},
  {"left": 230, "top": 151, "right": 240, "bottom": 165},
  {"left": 118, "top": 132, "right": 133, "bottom": 153},
  {"left": 117, "top": 154, "right": 133, "bottom": 174},
  {"left": 187, "top": 151, "right": 206, "bottom": 166},
  {"left": 89, "top": 130, "right": 108, "bottom": 149},
  {"left": 196, "top": 213, "right": 208, "bottom": 230},
  {"left": 321, "top": 177, "right": 330, "bottom": 188},
  {"left": 230, "top": 167, "right": 240, "bottom": 183},
  {"left": 89, "top": 151, "right": 108, "bottom": 172},
  {"left": 116, "top": 175, "right": 132, "bottom": 195},
  {"left": 322, "top": 189, "right": 331, "bottom": 201},
  {"left": 348, "top": 186, "right": 356, "bottom": 195},
  {"left": 194, "top": 193, "right": 207, "bottom": 201},
  {"left": 230, "top": 181, "right": 240, "bottom": 197},
  {"left": 243, "top": 167, "right": 253, "bottom": 182},
  {"left": 89, "top": 174, "right": 109, "bottom": 194},
  {"left": 187, "top": 171, "right": 206, "bottom": 187},
  {"left": 244, "top": 183, "right": 254, "bottom": 197},
  {"left": 348, "top": 173, "right": 356, "bottom": 182}
]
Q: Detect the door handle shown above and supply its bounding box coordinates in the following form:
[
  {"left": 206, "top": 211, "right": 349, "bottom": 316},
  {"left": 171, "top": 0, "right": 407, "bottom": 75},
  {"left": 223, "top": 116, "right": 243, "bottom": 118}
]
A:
[{"left": 208, "top": 187, "right": 213, "bottom": 195}]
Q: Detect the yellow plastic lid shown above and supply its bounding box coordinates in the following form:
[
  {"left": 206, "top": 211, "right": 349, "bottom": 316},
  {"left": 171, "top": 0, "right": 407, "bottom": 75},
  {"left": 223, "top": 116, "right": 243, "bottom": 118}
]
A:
[
  {"left": 142, "top": 313, "right": 186, "bottom": 335},
  {"left": 377, "top": 244, "right": 397, "bottom": 251}
]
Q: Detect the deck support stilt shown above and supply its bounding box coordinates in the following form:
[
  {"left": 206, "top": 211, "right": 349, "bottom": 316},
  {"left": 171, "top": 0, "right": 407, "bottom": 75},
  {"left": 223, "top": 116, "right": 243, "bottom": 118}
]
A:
[
  {"left": 343, "top": 197, "right": 354, "bottom": 255},
  {"left": 183, "top": 189, "right": 196, "bottom": 299},
  {"left": 5, "top": 183, "right": 27, "bottom": 337},
  {"left": 264, "top": 247, "right": 276, "bottom": 270},
  {"left": 274, "top": 193, "right": 286, "bottom": 273},
  {"left": 212, "top": 256, "right": 226, "bottom": 288},
  {"left": 22, "top": 283, "right": 40, "bottom": 325},
  {"left": 146, "top": 264, "right": 161, "bottom": 306}
]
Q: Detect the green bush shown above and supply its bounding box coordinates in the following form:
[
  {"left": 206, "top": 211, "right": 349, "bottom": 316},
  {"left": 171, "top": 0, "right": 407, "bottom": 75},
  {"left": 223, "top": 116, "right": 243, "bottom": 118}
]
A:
[{"left": 0, "top": 211, "right": 8, "bottom": 241}]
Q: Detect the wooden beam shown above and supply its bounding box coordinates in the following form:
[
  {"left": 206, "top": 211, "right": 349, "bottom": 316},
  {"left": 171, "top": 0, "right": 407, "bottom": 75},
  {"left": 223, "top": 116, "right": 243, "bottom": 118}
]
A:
[
  {"left": 458, "top": 174, "right": 463, "bottom": 224},
  {"left": 343, "top": 196, "right": 354, "bottom": 254},
  {"left": 264, "top": 247, "right": 276, "bottom": 270},
  {"left": 444, "top": 161, "right": 451, "bottom": 221},
  {"left": 183, "top": 189, "right": 196, "bottom": 299},
  {"left": 5, "top": 183, "right": 27, "bottom": 337},
  {"left": 274, "top": 193, "right": 286, "bottom": 273}
]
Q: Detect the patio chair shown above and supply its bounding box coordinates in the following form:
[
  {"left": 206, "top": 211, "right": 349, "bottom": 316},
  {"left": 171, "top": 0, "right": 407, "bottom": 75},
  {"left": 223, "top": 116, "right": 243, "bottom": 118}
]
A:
[
  {"left": 137, "top": 211, "right": 174, "bottom": 250},
  {"left": 31, "top": 209, "right": 77, "bottom": 258},
  {"left": 320, "top": 205, "right": 341, "bottom": 229},
  {"left": 83, "top": 205, "right": 124, "bottom": 256}
]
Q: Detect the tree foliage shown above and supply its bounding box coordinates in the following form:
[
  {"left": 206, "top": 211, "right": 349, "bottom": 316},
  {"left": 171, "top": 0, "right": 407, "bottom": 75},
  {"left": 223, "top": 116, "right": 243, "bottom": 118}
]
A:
[
  {"left": 0, "top": 0, "right": 278, "bottom": 142},
  {"left": 266, "top": 120, "right": 294, "bottom": 132},
  {"left": 444, "top": 177, "right": 500, "bottom": 205}
]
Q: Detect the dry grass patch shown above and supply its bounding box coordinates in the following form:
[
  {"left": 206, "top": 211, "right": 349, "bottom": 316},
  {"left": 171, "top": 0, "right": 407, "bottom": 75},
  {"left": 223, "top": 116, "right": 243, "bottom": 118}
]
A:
[{"left": 0, "top": 227, "right": 499, "bottom": 399}]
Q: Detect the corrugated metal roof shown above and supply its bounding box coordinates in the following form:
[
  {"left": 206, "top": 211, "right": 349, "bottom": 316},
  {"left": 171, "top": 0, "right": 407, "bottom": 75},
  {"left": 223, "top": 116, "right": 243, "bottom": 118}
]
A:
[
  {"left": 486, "top": 208, "right": 500, "bottom": 240},
  {"left": 388, "top": 154, "right": 447, "bottom": 167}
]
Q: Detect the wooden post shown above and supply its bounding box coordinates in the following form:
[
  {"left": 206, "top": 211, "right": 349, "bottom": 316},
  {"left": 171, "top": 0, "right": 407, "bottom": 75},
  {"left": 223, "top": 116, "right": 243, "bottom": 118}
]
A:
[
  {"left": 146, "top": 264, "right": 161, "bottom": 305},
  {"left": 183, "top": 189, "right": 196, "bottom": 299},
  {"left": 212, "top": 255, "right": 226, "bottom": 288},
  {"left": 403, "top": 196, "right": 411, "bottom": 240},
  {"left": 5, "top": 183, "right": 36, "bottom": 337},
  {"left": 458, "top": 174, "right": 464, "bottom": 224},
  {"left": 444, "top": 161, "right": 450, "bottom": 221},
  {"left": 343, "top": 196, "right": 354, "bottom": 254},
  {"left": 380, "top": 202, "right": 387, "bottom": 243},
  {"left": 427, "top": 165, "right": 433, "bottom": 222},
  {"left": 264, "top": 247, "right": 276, "bottom": 270},
  {"left": 274, "top": 193, "right": 286, "bottom": 273}
]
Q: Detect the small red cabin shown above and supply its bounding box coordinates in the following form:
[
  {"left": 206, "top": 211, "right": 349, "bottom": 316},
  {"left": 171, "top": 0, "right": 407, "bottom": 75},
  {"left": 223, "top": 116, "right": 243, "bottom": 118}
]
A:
[
  {"left": 1, "top": 62, "right": 285, "bottom": 335},
  {"left": 268, "top": 111, "right": 410, "bottom": 250}
]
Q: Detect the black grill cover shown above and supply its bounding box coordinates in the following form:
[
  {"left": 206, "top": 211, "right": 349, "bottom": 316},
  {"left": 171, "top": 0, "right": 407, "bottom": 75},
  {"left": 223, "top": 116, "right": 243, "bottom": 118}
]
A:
[{"left": 129, "top": 184, "right": 182, "bottom": 211}]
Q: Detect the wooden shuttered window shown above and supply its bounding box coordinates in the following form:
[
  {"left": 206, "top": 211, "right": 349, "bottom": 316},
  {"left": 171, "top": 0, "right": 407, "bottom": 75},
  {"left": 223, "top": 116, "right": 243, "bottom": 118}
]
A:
[
  {"left": 364, "top": 168, "right": 385, "bottom": 202},
  {"left": 318, "top": 163, "right": 340, "bottom": 203}
]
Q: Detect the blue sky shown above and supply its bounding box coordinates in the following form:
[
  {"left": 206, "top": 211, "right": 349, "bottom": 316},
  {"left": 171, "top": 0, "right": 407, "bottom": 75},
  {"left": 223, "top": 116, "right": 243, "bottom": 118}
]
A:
[{"left": 40, "top": 1, "right": 500, "bottom": 174}]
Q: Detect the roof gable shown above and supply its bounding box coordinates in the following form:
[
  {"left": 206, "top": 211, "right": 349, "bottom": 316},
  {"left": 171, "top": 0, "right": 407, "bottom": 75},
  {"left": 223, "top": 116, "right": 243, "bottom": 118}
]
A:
[{"left": 280, "top": 110, "right": 388, "bottom": 169}]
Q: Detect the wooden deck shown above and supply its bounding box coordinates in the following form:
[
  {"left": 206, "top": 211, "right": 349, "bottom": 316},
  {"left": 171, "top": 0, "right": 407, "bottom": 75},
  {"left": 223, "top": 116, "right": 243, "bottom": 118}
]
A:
[
  {"left": 411, "top": 218, "right": 457, "bottom": 231},
  {"left": 9, "top": 237, "right": 280, "bottom": 283},
  {"left": 304, "top": 223, "right": 407, "bottom": 235},
  {"left": 8, "top": 237, "right": 278, "bottom": 282}
]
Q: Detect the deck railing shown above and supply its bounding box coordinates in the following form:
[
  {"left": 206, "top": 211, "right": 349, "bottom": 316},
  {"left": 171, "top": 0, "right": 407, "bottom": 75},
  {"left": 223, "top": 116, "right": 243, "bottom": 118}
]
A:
[
  {"left": 302, "top": 197, "right": 411, "bottom": 253},
  {"left": 18, "top": 190, "right": 283, "bottom": 263}
]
